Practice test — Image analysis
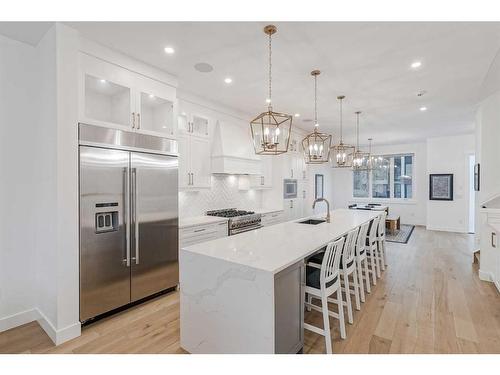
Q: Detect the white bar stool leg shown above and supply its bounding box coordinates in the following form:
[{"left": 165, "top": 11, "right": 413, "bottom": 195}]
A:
[
  {"left": 353, "top": 268, "right": 361, "bottom": 311},
  {"left": 357, "top": 260, "right": 365, "bottom": 302},
  {"left": 321, "top": 295, "right": 333, "bottom": 354},
  {"left": 343, "top": 273, "right": 353, "bottom": 324}
]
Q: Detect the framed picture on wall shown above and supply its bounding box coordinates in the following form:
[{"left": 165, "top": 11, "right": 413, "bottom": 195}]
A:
[
  {"left": 315, "top": 174, "right": 324, "bottom": 199},
  {"left": 429, "top": 174, "right": 454, "bottom": 201},
  {"left": 474, "top": 163, "right": 480, "bottom": 192}
]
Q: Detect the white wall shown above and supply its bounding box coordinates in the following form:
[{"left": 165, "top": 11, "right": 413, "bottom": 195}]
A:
[
  {"left": 0, "top": 24, "right": 81, "bottom": 344},
  {"left": 330, "top": 136, "right": 475, "bottom": 232},
  {"left": 331, "top": 142, "right": 428, "bottom": 226},
  {"left": 426, "top": 134, "right": 475, "bottom": 233},
  {"left": 0, "top": 34, "right": 38, "bottom": 331}
]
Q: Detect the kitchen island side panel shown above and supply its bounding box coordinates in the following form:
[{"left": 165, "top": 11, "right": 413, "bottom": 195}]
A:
[{"left": 180, "top": 249, "right": 275, "bottom": 353}]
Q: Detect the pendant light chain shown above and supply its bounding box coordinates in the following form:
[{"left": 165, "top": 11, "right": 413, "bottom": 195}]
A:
[
  {"left": 339, "top": 97, "right": 343, "bottom": 143},
  {"left": 268, "top": 32, "right": 272, "bottom": 110},
  {"left": 314, "top": 73, "right": 318, "bottom": 129},
  {"left": 356, "top": 111, "right": 360, "bottom": 150}
]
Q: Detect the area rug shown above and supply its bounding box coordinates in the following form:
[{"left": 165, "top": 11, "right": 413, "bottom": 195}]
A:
[{"left": 386, "top": 224, "right": 415, "bottom": 244}]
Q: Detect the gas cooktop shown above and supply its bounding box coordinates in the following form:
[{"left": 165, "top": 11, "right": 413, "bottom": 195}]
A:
[{"left": 206, "top": 209, "right": 256, "bottom": 218}]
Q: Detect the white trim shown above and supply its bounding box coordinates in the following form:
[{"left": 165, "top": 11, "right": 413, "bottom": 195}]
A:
[
  {"left": 426, "top": 225, "right": 468, "bottom": 234},
  {"left": 36, "top": 308, "right": 81, "bottom": 345},
  {"left": 0, "top": 308, "right": 81, "bottom": 345},
  {"left": 0, "top": 309, "right": 39, "bottom": 333},
  {"left": 479, "top": 269, "right": 493, "bottom": 282}
]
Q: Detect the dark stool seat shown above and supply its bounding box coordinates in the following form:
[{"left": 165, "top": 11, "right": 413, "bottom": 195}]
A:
[{"left": 306, "top": 265, "right": 338, "bottom": 289}]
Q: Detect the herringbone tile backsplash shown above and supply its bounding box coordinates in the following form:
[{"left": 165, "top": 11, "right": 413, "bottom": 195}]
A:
[{"left": 179, "top": 175, "right": 263, "bottom": 217}]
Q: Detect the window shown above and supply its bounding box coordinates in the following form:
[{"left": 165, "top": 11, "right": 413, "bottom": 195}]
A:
[
  {"left": 352, "top": 154, "right": 414, "bottom": 199},
  {"left": 353, "top": 170, "right": 369, "bottom": 197}
]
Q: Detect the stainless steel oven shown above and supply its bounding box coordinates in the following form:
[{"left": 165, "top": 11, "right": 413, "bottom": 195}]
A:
[{"left": 283, "top": 179, "right": 298, "bottom": 199}]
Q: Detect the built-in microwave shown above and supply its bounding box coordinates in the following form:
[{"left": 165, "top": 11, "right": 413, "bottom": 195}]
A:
[{"left": 283, "top": 179, "right": 298, "bottom": 199}]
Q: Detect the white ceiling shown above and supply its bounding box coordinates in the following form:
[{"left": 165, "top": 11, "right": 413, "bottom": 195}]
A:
[
  {"left": 0, "top": 22, "right": 52, "bottom": 46},
  {"left": 5, "top": 21, "right": 500, "bottom": 146}
]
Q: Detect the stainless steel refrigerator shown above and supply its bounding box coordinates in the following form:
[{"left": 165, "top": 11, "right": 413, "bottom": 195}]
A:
[{"left": 79, "top": 123, "right": 178, "bottom": 323}]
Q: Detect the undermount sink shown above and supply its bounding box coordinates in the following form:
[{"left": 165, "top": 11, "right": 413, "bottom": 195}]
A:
[{"left": 298, "top": 219, "right": 326, "bottom": 225}]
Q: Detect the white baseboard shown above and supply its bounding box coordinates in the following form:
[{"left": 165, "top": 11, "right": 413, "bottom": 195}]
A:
[
  {"left": 36, "top": 308, "right": 81, "bottom": 345},
  {"left": 479, "top": 269, "right": 493, "bottom": 282},
  {"left": 426, "top": 225, "right": 468, "bottom": 234},
  {"left": 0, "top": 309, "right": 39, "bottom": 333},
  {"left": 0, "top": 308, "right": 80, "bottom": 346}
]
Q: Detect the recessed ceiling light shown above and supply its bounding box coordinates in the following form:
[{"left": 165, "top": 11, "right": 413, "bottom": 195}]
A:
[
  {"left": 420, "top": 106, "right": 427, "bottom": 111},
  {"left": 149, "top": 94, "right": 155, "bottom": 99},
  {"left": 164, "top": 46, "right": 175, "bottom": 54},
  {"left": 294, "top": 113, "right": 300, "bottom": 117},
  {"left": 224, "top": 77, "right": 232, "bottom": 84},
  {"left": 100, "top": 79, "right": 106, "bottom": 83},
  {"left": 411, "top": 61, "right": 422, "bottom": 69},
  {"left": 194, "top": 62, "right": 214, "bottom": 73}
]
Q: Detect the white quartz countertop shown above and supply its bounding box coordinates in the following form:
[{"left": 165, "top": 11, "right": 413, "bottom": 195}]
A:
[
  {"left": 181, "top": 209, "right": 381, "bottom": 274},
  {"left": 179, "top": 215, "right": 229, "bottom": 229}
]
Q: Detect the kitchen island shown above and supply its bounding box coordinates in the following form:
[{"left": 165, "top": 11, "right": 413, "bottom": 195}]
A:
[{"left": 179, "top": 209, "right": 381, "bottom": 354}]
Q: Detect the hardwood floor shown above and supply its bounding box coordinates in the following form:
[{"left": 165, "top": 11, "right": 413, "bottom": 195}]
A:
[{"left": 1, "top": 227, "right": 499, "bottom": 354}]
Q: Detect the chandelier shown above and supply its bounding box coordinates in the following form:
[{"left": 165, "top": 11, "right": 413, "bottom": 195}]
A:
[
  {"left": 301, "top": 70, "right": 332, "bottom": 164},
  {"left": 352, "top": 111, "right": 371, "bottom": 170},
  {"left": 330, "top": 95, "right": 355, "bottom": 168},
  {"left": 250, "top": 25, "right": 293, "bottom": 155}
]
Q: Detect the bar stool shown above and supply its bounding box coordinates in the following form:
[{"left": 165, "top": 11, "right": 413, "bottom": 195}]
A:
[
  {"left": 376, "top": 211, "right": 388, "bottom": 271},
  {"left": 365, "top": 215, "right": 381, "bottom": 285},
  {"left": 355, "top": 221, "right": 371, "bottom": 302},
  {"left": 338, "top": 228, "right": 361, "bottom": 324},
  {"left": 304, "top": 237, "right": 346, "bottom": 354}
]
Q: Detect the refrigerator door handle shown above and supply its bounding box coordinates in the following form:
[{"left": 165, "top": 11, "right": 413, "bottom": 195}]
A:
[
  {"left": 124, "top": 167, "right": 131, "bottom": 267},
  {"left": 132, "top": 167, "right": 140, "bottom": 265}
]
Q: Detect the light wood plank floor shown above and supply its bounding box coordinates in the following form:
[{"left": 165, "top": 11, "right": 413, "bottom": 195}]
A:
[{"left": 1, "top": 227, "right": 499, "bottom": 354}]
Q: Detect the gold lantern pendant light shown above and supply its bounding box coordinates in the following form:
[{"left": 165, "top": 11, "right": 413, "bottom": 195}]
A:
[
  {"left": 352, "top": 111, "right": 370, "bottom": 170},
  {"left": 250, "top": 25, "right": 293, "bottom": 155},
  {"left": 302, "top": 70, "right": 332, "bottom": 164},
  {"left": 330, "top": 95, "right": 355, "bottom": 168}
]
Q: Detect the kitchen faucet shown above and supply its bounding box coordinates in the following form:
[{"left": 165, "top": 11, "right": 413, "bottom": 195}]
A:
[{"left": 312, "top": 198, "right": 331, "bottom": 223}]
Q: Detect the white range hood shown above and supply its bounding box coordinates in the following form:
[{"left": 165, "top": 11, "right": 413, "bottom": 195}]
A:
[{"left": 211, "top": 121, "right": 261, "bottom": 175}]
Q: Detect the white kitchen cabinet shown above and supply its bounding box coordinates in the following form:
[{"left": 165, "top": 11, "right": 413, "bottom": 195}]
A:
[
  {"left": 261, "top": 211, "right": 284, "bottom": 227},
  {"left": 177, "top": 102, "right": 211, "bottom": 139},
  {"left": 179, "top": 221, "right": 228, "bottom": 248},
  {"left": 178, "top": 133, "right": 211, "bottom": 190},
  {"left": 249, "top": 157, "right": 273, "bottom": 189},
  {"left": 284, "top": 199, "right": 302, "bottom": 221},
  {"left": 79, "top": 53, "right": 176, "bottom": 137}
]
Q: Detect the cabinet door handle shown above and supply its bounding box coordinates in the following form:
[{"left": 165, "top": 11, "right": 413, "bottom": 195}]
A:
[
  {"left": 137, "top": 113, "right": 141, "bottom": 129},
  {"left": 188, "top": 172, "right": 191, "bottom": 185},
  {"left": 191, "top": 173, "right": 194, "bottom": 186},
  {"left": 132, "top": 112, "right": 136, "bottom": 128},
  {"left": 492, "top": 232, "right": 497, "bottom": 248},
  {"left": 261, "top": 176, "right": 264, "bottom": 185},
  {"left": 291, "top": 169, "right": 293, "bottom": 178},
  {"left": 194, "top": 228, "right": 206, "bottom": 233}
]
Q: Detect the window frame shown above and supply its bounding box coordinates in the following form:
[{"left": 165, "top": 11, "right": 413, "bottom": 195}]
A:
[{"left": 352, "top": 153, "right": 416, "bottom": 203}]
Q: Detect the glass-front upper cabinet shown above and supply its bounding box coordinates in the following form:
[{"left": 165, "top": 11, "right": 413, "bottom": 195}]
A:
[
  {"left": 137, "top": 91, "right": 175, "bottom": 136},
  {"left": 84, "top": 75, "right": 132, "bottom": 127},
  {"left": 80, "top": 53, "right": 177, "bottom": 137},
  {"left": 177, "top": 101, "right": 210, "bottom": 138}
]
